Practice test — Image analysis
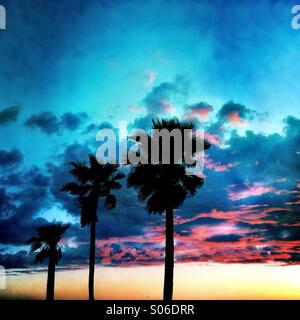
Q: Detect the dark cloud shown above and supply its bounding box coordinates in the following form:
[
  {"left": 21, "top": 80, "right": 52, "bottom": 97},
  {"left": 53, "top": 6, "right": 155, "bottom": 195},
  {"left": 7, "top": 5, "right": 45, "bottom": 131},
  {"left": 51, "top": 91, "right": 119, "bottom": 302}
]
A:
[
  {"left": 0, "top": 187, "right": 17, "bottom": 219},
  {"left": 25, "top": 111, "right": 60, "bottom": 134},
  {"left": 184, "top": 102, "right": 213, "bottom": 120},
  {"left": 0, "top": 106, "right": 20, "bottom": 125},
  {"left": 284, "top": 115, "right": 300, "bottom": 138},
  {"left": 143, "top": 75, "right": 189, "bottom": 114},
  {"left": 82, "top": 123, "right": 97, "bottom": 135},
  {"left": 60, "top": 243, "right": 90, "bottom": 266},
  {"left": 178, "top": 217, "right": 226, "bottom": 232},
  {"left": 25, "top": 111, "right": 88, "bottom": 134},
  {"left": 0, "top": 250, "right": 31, "bottom": 269},
  {"left": 0, "top": 166, "right": 51, "bottom": 244},
  {"left": 239, "top": 222, "right": 300, "bottom": 242},
  {"left": 60, "top": 112, "right": 88, "bottom": 131},
  {"left": 213, "top": 114, "right": 300, "bottom": 181},
  {"left": 216, "top": 101, "right": 267, "bottom": 126},
  {"left": 0, "top": 172, "right": 23, "bottom": 186},
  {"left": 217, "top": 101, "right": 251, "bottom": 124},
  {"left": 0, "top": 149, "right": 23, "bottom": 167},
  {"left": 82, "top": 121, "right": 115, "bottom": 135},
  {"left": 206, "top": 234, "right": 242, "bottom": 242}
]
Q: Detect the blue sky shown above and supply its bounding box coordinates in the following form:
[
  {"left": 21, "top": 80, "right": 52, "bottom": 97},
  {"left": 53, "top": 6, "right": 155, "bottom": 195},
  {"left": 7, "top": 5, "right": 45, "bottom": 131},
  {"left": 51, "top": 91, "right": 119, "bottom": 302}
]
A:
[{"left": 1, "top": 0, "right": 300, "bottom": 271}]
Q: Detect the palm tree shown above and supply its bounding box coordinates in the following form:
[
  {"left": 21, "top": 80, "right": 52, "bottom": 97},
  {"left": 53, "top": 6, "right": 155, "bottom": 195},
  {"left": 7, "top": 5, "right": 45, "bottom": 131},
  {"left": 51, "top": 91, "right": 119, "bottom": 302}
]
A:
[
  {"left": 26, "top": 223, "right": 69, "bottom": 301},
  {"left": 127, "top": 118, "right": 210, "bottom": 300},
  {"left": 61, "top": 154, "right": 124, "bottom": 300}
]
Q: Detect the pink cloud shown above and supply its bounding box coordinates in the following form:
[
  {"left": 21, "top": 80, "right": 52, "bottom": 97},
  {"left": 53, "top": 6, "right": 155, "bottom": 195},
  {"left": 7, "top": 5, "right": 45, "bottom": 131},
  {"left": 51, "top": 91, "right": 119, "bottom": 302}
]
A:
[
  {"left": 227, "top": 112, "right": 247, "bottom": 126},
  {"left": 184, "top": 103, "right": 213, "bottom": 120},
  {"left": 92, "top": 202, "right": 300, "bottom": 266},
  {"left": 184, "top": 108, "right": 212, "bottom": 120},
  {"left": 206, "top": 157, "right": 238, "bottom": 172},
  {"left": 204, "top": 133, "right": 223, "bottom": 146},
  {"left": 228, "top": 182, "right": 276, "bottom": 201}
]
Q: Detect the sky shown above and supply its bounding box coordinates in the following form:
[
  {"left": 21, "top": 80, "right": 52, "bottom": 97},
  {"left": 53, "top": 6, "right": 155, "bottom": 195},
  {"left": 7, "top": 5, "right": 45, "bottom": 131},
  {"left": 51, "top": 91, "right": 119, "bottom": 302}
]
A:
[{"left": 0, "top": 0, "right": 300, "bottom": 299}]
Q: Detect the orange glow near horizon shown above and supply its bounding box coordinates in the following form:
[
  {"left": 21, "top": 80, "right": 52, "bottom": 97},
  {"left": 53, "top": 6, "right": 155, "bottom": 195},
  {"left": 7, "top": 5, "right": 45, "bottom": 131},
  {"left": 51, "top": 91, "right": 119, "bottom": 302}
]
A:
[{"left": 2, "top": 263, "right": 300, "bottom": 300}]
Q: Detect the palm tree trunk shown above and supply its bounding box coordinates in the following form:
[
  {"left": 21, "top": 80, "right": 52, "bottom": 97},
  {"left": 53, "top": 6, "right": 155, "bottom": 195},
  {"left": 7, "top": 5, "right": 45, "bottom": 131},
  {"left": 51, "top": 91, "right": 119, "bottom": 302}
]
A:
[
  {"left": 46, "top": 251, "right": 56, "bottom": 301},
  {"left": 163, "top": 208, "right": 174, "bottom": 301},
  {"left": 89, "top": 219, "right": 96, "bottom": 300}
]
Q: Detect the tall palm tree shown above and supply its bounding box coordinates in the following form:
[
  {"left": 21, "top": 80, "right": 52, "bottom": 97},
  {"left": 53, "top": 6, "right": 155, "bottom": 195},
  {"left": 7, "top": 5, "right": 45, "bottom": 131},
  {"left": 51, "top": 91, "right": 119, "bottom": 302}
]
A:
[
  {"left": 26, "top": 223, "right": 69, "bottom": 301},
  {"left": 61, "top": 154, "right": 124, "bottom": 300},
  {"left": 127, "top": 118, "right": 210, "bottom": 300}
]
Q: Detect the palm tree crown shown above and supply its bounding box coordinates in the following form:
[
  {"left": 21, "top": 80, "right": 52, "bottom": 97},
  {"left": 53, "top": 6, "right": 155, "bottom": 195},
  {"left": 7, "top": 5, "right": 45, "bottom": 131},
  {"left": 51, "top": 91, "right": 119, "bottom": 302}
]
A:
[
  {"left": 27, "top": 223, "right": 69, "bottom": 264},
  {"left": 128, "top": 118, "right": 210, "bottom": 214},
  {"left": 61, "top": 154, "right": 125, "bottom": 226}
]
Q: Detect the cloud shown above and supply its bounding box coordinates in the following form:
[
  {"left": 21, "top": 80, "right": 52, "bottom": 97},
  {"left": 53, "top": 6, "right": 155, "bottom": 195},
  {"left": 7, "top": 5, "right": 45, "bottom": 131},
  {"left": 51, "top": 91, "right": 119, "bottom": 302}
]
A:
[
  {"left": 216, "top": 101, "right": 268, "bottom": 126},
  {"left": 0, "top": 250, "right": 31, "bottom": 269},
  {"left": 0, "top": 149, "right": 23, "bottom": 167},
  {"left": 145, "top": 70, "right": 156, "bottom": 87},
  {"left": 184, "top": 102, "right": 213, "bottom": 120},
  {"left": 228, "top": 182, "right": 278, "bottom": 201},
  {"left": 206, "top": 157, "right": 238, "bottom": 172},
  {"left": 284, "top": 115, "right": 300, "bottom": 138},
  {"left": 25, "top": 111, "right": 88, "bottom": 134},
  {"left": 60, "top": 112, "right": 88, "bottom": 131},
  {"left": 217, "top": 101, "right": 251, "bottom": 125},
  {"left": 0, "top": 187, "right": 17, "bottom": 219},
  {"left": 239, "top": 222, "right": 300, "bottom": 242},
  {"left": 206, "top": 234, "right": 242, "bottom": 242},
  {"left": 0, "top": 166, "right": 51, "bottom": 244},
  {"left": 0, "top": 106, "right": 20, "bottom": 126},
  {"left": 25, "top": 111, "right": 60, "bottom": 134},
  {"left": 143, "top": 75, "right": 189, "bottom": 114},
  {"left": 82, "top": 121, "right": 114, "bottom": 135}
]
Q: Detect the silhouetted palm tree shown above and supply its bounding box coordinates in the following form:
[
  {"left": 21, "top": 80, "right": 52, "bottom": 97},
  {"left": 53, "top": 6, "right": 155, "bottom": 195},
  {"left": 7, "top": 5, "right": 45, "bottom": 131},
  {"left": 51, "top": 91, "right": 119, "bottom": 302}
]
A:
[
  {"left": 127, "top": 118, "right": 210, "bottom": 300},
  {"left": 61, "top": 154, "right": 124, "bottom": 300},
  {"left": 26, "top": 223, "right": 69, "bottom": 301}
]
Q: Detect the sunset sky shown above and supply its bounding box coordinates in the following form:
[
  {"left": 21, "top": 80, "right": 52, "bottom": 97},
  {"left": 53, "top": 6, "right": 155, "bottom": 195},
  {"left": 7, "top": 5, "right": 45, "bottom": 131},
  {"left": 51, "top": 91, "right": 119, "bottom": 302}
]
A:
[
  {"left": 2, "top": 263, "right": 300, "bottom": 300},
  {"left": 1, "top": 0, "right": 300, "bottom": 299}
]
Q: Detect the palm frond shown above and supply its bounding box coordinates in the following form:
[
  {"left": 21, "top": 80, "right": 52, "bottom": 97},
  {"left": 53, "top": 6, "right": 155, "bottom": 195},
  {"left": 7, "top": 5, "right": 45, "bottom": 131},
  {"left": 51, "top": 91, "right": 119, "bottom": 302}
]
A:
[
  {"left": 104, "top": 194, "right": 116, "bottom": 209},
  {"left": 69, "top": 161, "right": 91, "bottom": 183},
  {"left": 127, "top": 118, "right": 209, "bottom": 214},
  {"left": 62, "top": 154, "right": 124, "bottom": 226},
  {"left": 34, "top": 247, "right": 49, "bottom": 264},
  {"left": 26, "top": 223, "right": 69, "bottom": 264}
]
